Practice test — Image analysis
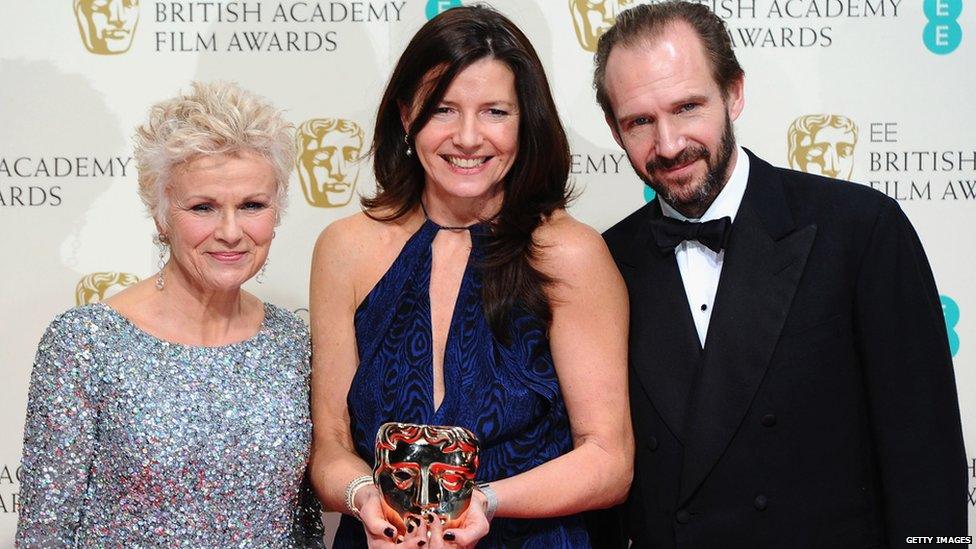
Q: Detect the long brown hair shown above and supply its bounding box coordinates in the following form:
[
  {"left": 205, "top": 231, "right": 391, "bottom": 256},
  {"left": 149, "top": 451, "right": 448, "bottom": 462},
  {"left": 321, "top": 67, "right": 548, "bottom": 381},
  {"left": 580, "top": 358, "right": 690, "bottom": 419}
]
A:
[{"left": 364, "top": 6, "right": 571, "bottom": 342}]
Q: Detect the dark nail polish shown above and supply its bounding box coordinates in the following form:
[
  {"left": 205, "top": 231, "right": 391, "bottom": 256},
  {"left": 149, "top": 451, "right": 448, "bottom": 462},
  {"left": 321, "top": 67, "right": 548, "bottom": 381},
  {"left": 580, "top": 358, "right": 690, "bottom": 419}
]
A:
[
  {"left": 444, "top": 532, "right": 456, "bottom": 541},
  {"left": 418, "top": 542, "right": 426, "bottom": 547},
  {"left": 384, "top": 527, "right": 395, "bottom": 538},
  {"left": 407, "top": 523, "right": 415, "bottom": 533},
  {"left": 395, "top": 536, "right": 404, "bottom": 544},
  {"left": 425, "top": 513, "right": 435, "bottom": 524}
]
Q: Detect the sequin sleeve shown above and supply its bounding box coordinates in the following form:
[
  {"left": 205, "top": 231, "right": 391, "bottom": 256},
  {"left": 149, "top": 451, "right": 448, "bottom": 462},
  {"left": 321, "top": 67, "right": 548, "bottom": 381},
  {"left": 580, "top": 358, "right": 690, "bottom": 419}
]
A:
[
  {"left": 16, "top": 312, "right": 100, "bottom": 547},
  {"left": 291, "top": 320, "right": 326, "bottom": 546}
]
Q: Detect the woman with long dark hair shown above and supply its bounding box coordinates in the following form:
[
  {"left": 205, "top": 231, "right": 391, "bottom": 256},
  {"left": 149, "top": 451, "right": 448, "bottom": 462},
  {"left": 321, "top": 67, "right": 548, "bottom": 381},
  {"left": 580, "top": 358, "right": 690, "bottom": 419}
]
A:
[{"left": 308, "top": 6, "right": 632, "bottom": 548}]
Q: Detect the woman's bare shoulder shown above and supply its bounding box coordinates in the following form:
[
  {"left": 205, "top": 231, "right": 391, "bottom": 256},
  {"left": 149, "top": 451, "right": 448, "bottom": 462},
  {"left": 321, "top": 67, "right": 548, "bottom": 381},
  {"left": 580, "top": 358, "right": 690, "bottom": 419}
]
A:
[
  {"left": 534, "top": 210, "right": 609, "bottom": 269},
  {"left": 534, "top": 212, "right": 626, "bottom": 307},
  {"left": 312, "top": 208, "right": 423, "bottom": 307},
  {"left": 314, "top": 209, "right": 417, "bottom": 257}
]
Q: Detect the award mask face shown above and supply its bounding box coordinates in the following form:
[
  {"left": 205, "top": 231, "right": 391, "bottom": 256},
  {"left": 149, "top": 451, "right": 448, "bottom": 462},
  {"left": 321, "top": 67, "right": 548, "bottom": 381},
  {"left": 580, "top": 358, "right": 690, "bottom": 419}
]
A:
[{"left": 374, "top": 423, "right": 479, "bottom": 526}]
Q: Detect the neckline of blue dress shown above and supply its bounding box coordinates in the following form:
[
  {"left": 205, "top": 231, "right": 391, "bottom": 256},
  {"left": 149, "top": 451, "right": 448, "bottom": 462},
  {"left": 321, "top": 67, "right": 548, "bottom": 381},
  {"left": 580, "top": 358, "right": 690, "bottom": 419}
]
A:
[
  {"left": 353, "top": 215, "right": 487, "bottom": 421},
  {"left": 422, "top": 215, "right": 481, "bottom": 420},
  {"left": 419, "top": 200, "right": 493, "bottom": 234},
  {"left": 354, "top": 216, "right": 488, "bottom": 316}
]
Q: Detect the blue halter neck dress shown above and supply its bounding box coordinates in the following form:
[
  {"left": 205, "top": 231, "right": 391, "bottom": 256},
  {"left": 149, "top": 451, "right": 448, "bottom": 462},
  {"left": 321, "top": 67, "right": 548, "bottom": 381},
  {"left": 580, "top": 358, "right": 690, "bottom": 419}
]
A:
[{"left": 333, "top": 218, "right": 590, "bottom": 548}]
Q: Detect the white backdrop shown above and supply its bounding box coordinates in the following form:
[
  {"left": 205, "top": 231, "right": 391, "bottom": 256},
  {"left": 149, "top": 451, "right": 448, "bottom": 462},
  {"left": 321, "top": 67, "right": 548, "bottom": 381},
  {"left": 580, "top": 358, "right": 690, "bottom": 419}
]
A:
[{"left": 1, "top": 0, "right": 973, "bottom": 544}]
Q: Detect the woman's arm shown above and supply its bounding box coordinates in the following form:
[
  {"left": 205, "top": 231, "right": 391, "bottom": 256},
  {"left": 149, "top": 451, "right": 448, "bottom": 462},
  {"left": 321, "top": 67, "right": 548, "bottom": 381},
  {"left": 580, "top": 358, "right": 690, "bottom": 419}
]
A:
[
  {"left": 307, "top": 218, "right": 402, "bottom": 545},
  {"left": 16, "top": 314, "right": 100, "bottom": 546},
  {"left": 487, "top": 214, "right": 634, "bottom": 518}
]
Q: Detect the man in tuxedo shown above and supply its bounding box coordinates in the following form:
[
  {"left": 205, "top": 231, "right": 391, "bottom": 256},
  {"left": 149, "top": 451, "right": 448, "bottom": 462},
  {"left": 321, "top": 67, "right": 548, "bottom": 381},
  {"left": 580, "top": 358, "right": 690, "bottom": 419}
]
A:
[{"left": 595, "top": 2, "right": 966, "bottom": 547}]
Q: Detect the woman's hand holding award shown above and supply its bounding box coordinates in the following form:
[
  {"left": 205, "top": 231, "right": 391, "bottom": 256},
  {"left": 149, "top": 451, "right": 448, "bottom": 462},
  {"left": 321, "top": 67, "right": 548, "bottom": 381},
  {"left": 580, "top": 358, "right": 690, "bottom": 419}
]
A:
[{"left": 373, "top": 422, "right": 480, "bottom": 536}]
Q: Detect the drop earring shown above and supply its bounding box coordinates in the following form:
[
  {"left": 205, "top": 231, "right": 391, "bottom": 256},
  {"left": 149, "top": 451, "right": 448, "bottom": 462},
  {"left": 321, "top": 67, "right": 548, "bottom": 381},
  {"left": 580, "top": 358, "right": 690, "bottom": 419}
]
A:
[
  {"left": 256, "top": 257, "right": 268, "bottom": 284},
  {"left": 153, "top": 233, "right": 168, "bottom": 290},
  {"left": 404, "top": 134, "right": 412, "bottom": 157}
]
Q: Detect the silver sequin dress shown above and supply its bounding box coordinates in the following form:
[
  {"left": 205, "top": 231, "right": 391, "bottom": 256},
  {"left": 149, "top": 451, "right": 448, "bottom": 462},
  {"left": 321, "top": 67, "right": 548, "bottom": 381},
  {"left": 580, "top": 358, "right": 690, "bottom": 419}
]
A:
[{"left": 16, "top": 303, "right": 325, "bottom": 548}]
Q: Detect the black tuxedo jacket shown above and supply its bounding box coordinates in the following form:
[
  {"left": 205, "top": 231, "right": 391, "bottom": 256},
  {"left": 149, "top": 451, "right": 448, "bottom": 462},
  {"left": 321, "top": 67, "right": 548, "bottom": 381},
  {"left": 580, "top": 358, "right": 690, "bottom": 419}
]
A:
[{"left": 599, "top": 150, "right": 966, "bottom": 548}]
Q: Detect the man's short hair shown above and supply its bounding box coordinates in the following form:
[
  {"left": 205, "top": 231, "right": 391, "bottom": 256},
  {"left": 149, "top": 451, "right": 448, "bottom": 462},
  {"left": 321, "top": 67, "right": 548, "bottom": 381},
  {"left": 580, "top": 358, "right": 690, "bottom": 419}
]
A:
[{"left": 593, "top": 1, "right": 744, "bottom": 120}]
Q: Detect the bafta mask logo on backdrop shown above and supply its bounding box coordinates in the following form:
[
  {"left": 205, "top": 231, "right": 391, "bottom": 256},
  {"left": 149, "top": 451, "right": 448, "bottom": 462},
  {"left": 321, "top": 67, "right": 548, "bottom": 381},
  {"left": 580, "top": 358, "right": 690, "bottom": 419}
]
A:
[
  {"left": 296, "top": 118, "right": 365, "bottom": 208},
  {"left": 75, "top": 272, "right": 140, "bottom": 305},
  {"left": 426, "top": 0, "right": 463, "bottom": 20},
  {"left": 787, "top": 114, "right": 858, "bottom": 181},
  {"left": 570, "top": 0, "right": 636, "bottom": 52},
  {"left": 73, "top": 0, "right": 140, "bottom": 55}
]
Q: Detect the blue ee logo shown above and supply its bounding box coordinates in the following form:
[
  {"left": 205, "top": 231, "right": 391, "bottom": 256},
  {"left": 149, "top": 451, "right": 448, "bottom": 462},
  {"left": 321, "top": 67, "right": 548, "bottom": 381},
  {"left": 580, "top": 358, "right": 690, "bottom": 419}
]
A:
[
  {"left": 942, "top": 295, "right": 960, "bottom": 357},
  {"left": 426, "top": 0, "right": 462, "bottom": 19},
  {"left": 923, "top": 0, "right": 962, "bottom": 54},
  {"left": 643, "top": 186, "right": 657, "bottom": 203}
]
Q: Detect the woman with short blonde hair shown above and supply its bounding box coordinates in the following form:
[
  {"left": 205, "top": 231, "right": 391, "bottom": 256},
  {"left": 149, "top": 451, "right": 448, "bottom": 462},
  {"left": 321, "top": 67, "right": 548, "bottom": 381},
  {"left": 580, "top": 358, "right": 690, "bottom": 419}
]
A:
[{"left": 17, "top": 81, "right": 324, "bottom": 547}]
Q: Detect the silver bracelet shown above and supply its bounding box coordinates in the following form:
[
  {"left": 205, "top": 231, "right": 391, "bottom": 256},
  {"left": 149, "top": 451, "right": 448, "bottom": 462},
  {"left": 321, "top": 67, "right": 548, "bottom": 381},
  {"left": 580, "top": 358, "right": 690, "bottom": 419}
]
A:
[
  {"left": 344, "top": 475, "right": 374, "bottom": 520},
  {"left": 476, "top": 482, "right": 498, "bottom": 522}
]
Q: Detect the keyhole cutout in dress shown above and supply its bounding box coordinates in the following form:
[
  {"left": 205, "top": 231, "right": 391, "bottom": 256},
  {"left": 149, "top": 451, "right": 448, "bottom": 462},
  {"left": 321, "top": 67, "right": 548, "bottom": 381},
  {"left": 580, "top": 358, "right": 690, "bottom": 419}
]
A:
[{"left": 428, "top": 229, "right": 472, "bottom": 412}]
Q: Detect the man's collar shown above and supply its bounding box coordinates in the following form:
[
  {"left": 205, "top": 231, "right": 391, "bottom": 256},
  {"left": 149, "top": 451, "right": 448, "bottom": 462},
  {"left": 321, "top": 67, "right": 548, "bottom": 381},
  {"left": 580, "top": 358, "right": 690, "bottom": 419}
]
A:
[{"left": 660, "top": 146, "right": 750, "bottom": 223}]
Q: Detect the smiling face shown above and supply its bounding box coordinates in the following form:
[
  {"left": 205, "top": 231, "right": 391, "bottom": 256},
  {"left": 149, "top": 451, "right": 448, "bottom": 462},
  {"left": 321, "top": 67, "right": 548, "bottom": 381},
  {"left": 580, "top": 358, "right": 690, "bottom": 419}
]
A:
[
  {"left": 162, "top": 151, "right": 278, "bottom": 293},
  {"left": 603, "top": 22, "right": 743, "bottom": 218},
  {"left": 404, "top": 57, "right": 520, "bottom": 218}
]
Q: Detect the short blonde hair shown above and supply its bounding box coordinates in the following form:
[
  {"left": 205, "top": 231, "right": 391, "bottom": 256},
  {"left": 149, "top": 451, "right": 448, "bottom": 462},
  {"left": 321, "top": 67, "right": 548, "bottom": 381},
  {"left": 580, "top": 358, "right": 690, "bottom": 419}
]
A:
[{"left": 133, "top": 81, "right": 294, "bottom": 229}]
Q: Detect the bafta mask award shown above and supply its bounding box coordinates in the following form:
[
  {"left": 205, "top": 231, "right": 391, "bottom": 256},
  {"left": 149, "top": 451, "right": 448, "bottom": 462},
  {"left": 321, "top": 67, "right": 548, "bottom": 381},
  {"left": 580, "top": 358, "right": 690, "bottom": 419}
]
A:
[{"left": 374, "top": 422, "right": 480, "bottom": 532}]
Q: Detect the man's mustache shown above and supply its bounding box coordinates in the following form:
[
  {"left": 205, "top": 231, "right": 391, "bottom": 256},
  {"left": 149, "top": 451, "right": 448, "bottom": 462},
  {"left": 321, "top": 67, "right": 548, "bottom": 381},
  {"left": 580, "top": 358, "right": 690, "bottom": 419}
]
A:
[{"left": 645, "top": 146, "right": 709, "bottom": 173}]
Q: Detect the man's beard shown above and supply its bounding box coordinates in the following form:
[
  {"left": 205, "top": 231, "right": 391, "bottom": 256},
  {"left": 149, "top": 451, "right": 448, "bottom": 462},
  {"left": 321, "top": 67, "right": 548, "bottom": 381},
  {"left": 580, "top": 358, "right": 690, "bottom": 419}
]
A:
[{"left": 634, "top": 112, "right": 736, "bottom": 216}]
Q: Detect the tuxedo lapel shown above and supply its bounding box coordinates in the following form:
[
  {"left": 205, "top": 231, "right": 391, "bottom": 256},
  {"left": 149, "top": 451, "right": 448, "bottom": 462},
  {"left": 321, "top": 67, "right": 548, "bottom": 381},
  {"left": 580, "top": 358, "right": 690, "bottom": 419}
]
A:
[
  {"left": 678, "top": 151, "right": 817, "bottom": 504},
  {"left": 618, "top": 202, "right": 703, "bottom": 442}
]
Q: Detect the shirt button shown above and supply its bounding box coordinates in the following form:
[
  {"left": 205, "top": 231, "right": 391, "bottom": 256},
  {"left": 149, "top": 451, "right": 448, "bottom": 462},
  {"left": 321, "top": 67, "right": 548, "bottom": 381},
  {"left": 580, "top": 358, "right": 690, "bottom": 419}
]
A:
[
  {"left": 676, "top": 509, "right": 691, "bottom": 524},
  {"left": 700, "top": 303, "right": 708, "bottom": 312},
  {"left": 754, "top": 494, "right": 768, "bottom": 511},
  {"left": 647, "top": 436, "right": 659, "bottom": 451},
  {"left": 761, "top": 414, "right": 777, "bottom": 427}
]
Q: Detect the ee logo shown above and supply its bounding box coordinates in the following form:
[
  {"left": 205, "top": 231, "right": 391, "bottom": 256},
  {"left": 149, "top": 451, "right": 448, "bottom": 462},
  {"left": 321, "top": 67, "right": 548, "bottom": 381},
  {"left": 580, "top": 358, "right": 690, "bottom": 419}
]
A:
[
  {"left": 924, "top": 0, "right": 962, "bottom": 55},
  {"left": 942, "top": 295, "right": 960, "bottom": 357},
  {"left": 643, "top": 186, "right": 657, "bottom": 203},
  {"left": 426, "top": 0, "right": 462, "bottom": 20}
]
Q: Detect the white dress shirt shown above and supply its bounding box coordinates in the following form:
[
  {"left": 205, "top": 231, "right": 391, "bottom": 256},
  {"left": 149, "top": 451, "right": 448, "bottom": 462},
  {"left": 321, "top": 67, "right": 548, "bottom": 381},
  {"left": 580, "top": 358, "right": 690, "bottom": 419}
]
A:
[{"left": 659, "top": 147, "right": 750, "bottom": 347}]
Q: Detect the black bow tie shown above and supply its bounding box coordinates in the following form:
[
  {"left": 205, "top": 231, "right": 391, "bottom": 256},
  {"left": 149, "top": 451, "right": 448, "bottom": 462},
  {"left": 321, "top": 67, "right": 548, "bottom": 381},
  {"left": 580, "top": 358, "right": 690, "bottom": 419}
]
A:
[{"left": 649, "top": 216, "right": 732, "bottom": 254}]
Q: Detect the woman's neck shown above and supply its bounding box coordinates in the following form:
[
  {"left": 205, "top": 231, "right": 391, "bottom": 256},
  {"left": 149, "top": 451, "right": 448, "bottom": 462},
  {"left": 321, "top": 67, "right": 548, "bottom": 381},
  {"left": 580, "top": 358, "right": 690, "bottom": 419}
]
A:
[
  {"left": 154, "top": 263, "right": 254, "bottom": 342},
  {"left": 421, "top": 186, "right": 503, "bottom": 228}
]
